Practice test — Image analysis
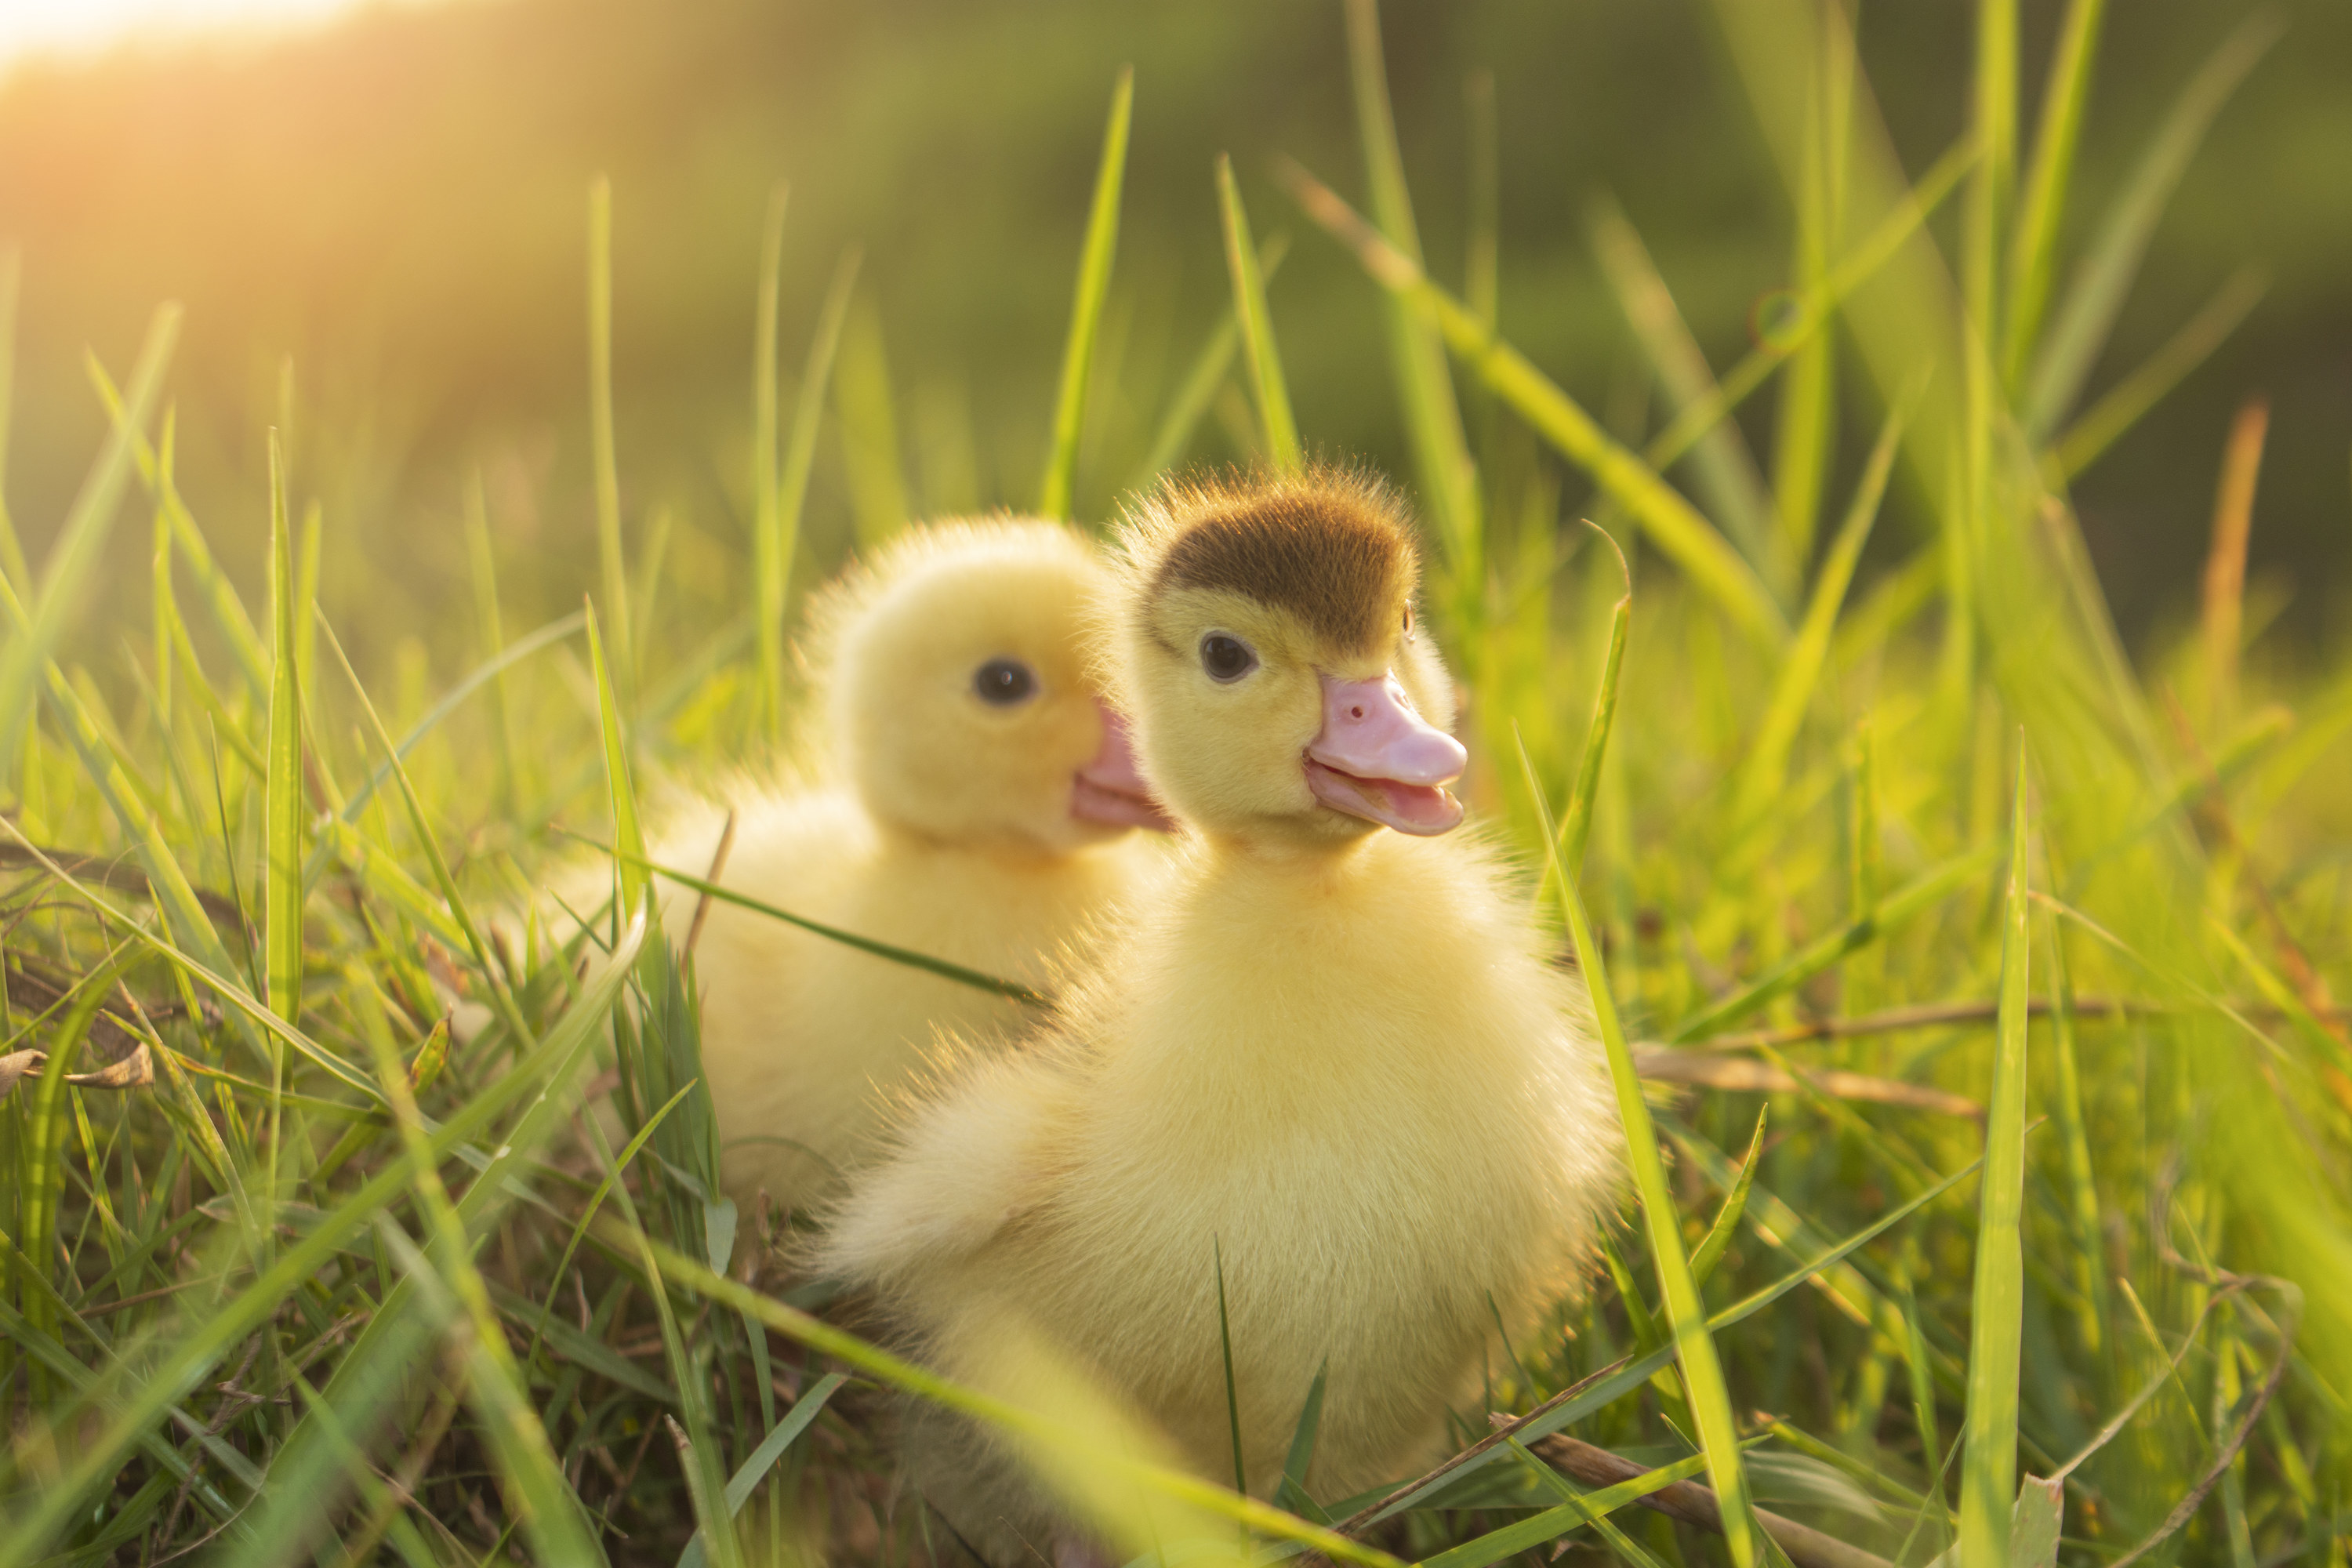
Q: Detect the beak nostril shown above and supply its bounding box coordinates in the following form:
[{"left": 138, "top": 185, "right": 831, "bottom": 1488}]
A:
[{"left": 1348, "top": 706, "right": 1366, "bottom": 720}]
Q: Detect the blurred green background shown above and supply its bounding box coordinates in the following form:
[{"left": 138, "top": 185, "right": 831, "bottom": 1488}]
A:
[{"left": 2, "top": 0, "right": 2347, "bottom": 677}]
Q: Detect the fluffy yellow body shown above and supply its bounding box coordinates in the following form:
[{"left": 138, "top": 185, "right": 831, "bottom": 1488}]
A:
[{"left": 825, "top": 830, "right": 1617, "bottom": 1545}]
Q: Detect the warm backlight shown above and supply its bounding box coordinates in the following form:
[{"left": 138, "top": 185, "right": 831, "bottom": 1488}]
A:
[{"left": 0, "top": 0, "right": 416, "bottom": 68}]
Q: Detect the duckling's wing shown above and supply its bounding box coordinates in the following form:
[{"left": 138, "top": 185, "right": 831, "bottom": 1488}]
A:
[{"left": 815, "top": 1047, "right": 1075, "bottom": 1290}]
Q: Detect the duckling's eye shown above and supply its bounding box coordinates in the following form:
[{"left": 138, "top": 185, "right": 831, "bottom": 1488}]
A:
[
  {"left": 972, "top": 658, "right": 1039, "bottom": 706},
  {"left": 1402, "top": 604, "right": 1414, "bottom": 638},
  {"left": 1199, "top": 633, "right": 1258, "bottom": 683}
]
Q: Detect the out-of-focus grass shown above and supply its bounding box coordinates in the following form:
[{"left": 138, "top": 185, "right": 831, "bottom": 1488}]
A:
[
  {"left": 2, "top": 2, "right": 2350, "bottom": 1565},
  {"left": 7, "top": 2, "right": 2352, "bottom": 656}
]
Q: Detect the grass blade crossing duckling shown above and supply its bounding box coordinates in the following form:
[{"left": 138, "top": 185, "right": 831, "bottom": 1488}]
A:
[
  {"left": 820, "top": 470, "right": 1622, "bottom": 1566},
  {"left": 562, "top": 520, "right": 1174, "bottom": 1224}
]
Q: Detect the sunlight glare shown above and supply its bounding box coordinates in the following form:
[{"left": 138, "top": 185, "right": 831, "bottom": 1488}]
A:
[{"left": 0, "top": 0, "right": 430, "bottom": 69}]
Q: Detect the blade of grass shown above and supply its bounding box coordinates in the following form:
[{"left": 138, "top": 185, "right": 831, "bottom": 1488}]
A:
[
  {"left": 263, "top": 430, "right": 301, "bottom": 1218},
  {"left": 2201, "top": 395, "right": 2267, "bottom": 734},
  {"left": 588, "top": 173, "right": 632, "bottom": 695},
  {"left": 149, "top": 409, "right": 176, "bottom": 736},
  {"left": 2022, "top": 12, "right": 2279, "bottom": 437},
  {"left": 1216, "top": 154, "right": 1301, "bottom": 472},
  {"left": 1733, "top": 402, "right": 1903, "bottom": 822},
  {"left": 1516, "top": 731, "right": 1760, "bottom": 1568},
  {"left": 1283, "top": 161, "right": 1790, "bottom": 651},
  {"left": 1588, "top": 191, "right": 1785, "bottom": 597},
  {"left": 1690, "top": 1106, "right": 1769, "bottom": 1289},
  {"left": 0, "top": 306, "right": 180, "bottom": 783},
  {"left": 1958, "top": 750, "right": 2031, "bottom": 1568},
  {"left": 1536, "top": 523, "right": 1628, "bottom": 906},
  {"left": 1556, "top": 583, "right": 1628, "bottom": 885},
  {"left": 295, "top": 500, "right": 321, "bottom": 724},
  {"left": 1279, "top": 1360, "right": 1330, "bottom": 1518},
  {"left": 751, "top": 180, "right": 788, "bottom": 731},
  {"left": 463, "top": 471, "right": 521, "bottom": 818},
  {"left": 761, "top": 245, "right": 859, "bottom": 743},
  {"left": 1345, "top": 0, "right": 1481, "bottom": 582},
  {"left": 2002, "top": 0, "right": 2107, "bottom": 386},
  {"left": 1958, "top": 0, "right": 2016, "bottom": 712},
  {"left": 2032, "top": 926, "right": 2107, "bottom": 1363},
  {"left": 0, "top": 916, "right": 642, "bottom": 1563},
  {"left": 1849, "top": 721, "right": 1881, "bottom": 926},
  {"left": 735, "top": 1372, "right": 845, "bottom": 1513},
  {"left": 677, "top": 1370, "right": 850, "bottom": 1568},
  {"left": 1897, "top": 1266, "right": 1946, "bottom": 1504},
  {"left": 1130, "top": 237, "right": 1288, "bottom": 488},
  {"left": 1770, "top": 2, "right": 1854, "bottom": 572},
  {"left": 581, "top": 837, "right": 1047, "bottom": 1004},
  {"left": 586, "top": 597, "right": 649, "bottom": 926},
  {"left": 1966, "top": 0, "right": 2017, "bottom": 366},
  {"left": 834, "top": 291, "right": 909, "bottom": 548},
  {"left": 1214, "top": 1238, "right": 1249, "bottom": 1503},
  {"left": 1038, "top": 67, "right": 1134, "bottom": 519},
  {"left": 2044, "top": 266, "right": 2264, "bottom": 484}
]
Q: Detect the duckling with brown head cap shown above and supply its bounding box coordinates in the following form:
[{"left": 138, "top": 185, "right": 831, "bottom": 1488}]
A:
[{"left": 820, "top": 471, "right": 1621, "bottom": 1566}]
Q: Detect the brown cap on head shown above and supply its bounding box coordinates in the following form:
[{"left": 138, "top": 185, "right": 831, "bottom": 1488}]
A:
[{"left": 1142, "top": 469, "right": 1420, "bottom": 655}]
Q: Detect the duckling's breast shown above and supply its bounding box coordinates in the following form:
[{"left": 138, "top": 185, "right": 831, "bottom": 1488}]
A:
[{"left": 993, "top": 833, "right": 1617, "bottom": 1496}]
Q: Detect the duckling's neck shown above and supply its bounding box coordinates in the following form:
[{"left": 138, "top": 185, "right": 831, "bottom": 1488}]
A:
[
  {"left": 1105, "top": 825, "right": 1542, "bottom": 1122},
  {"left": 1196, "top": 823, "right": 1379, "bottom": 877}
]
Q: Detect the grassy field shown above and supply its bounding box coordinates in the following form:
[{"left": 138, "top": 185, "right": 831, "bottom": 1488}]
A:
[{"left": 3, "top": 1, "right": 2350, "bottom": 1564}]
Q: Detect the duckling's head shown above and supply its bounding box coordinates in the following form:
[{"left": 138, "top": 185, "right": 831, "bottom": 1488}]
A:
[
  {"left": 816, "top": 519, "right": 1171, "bottom": 852},
  {"left": 1109, "top": 470, "right": 1465, "bottom": 848}
]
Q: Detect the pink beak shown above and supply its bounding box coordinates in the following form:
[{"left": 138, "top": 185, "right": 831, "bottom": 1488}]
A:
[
  {"left": 1304, "top": 673, "right": 1467, "bottom": 836},
  {"left": 1072, "top": 701, "right": 1174, "bottom": 830}
]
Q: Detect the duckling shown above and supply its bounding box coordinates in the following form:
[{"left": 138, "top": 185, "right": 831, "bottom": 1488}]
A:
[
  {"left": 620, "top": 519, "right": 1171, "bottom": 1220},
  {"left": 819, "top": 470, "right": 1621, "bottom": 1565}
]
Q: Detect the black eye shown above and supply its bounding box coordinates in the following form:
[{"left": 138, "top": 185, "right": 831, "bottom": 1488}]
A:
[
  {"left": 972, "top": 658, "right": 1038, "bottom": 706},
  {"left": 1199, "top": 633, "right": 1258, "bottom": 683},
  {"left": 1402, "top": 604, "right": 1414, "bottom": 637}
]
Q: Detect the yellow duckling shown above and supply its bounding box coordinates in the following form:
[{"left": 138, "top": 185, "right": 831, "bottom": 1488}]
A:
[
  {"left": 819, "top": 471, "right": 1621, "bottom": 1564},
  {"left": 636, "top": 518, "right": 1171, "bottom": 1220}
]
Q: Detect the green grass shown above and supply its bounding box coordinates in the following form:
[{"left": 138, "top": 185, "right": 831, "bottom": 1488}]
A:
[{"left": 2, "top": 2, "right": 2348, "bottom": 1565}]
